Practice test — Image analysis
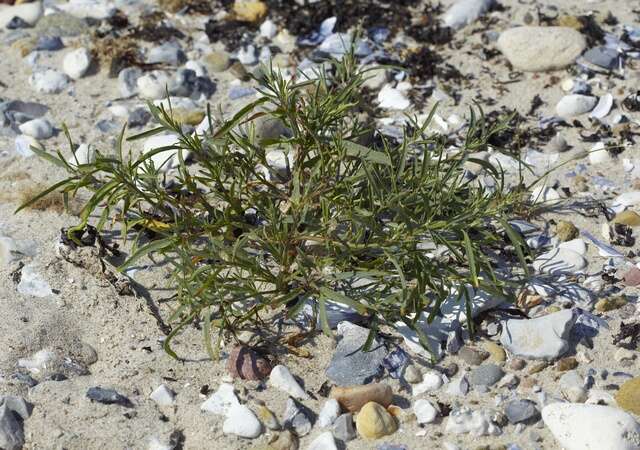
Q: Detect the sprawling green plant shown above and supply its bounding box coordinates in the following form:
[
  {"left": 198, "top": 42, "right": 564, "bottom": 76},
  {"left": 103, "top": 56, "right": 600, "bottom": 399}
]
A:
[{"left": 18, "top": 52, "right": 528, "bottom": 360}]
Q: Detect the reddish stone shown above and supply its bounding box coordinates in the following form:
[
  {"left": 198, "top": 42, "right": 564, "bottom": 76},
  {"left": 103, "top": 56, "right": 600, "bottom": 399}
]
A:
[
  {"left": 226, "top": 345, "right": 272, "bottom": 380},
  {"left": 623, "top": 267, "right": 640, "bottom": 287}
]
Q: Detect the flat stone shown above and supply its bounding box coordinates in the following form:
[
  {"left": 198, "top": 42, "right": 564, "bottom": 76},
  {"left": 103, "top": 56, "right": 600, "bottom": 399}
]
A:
[
  {"left": 0, "top": 404, "right": 24, "bottom": 450},
  {"left": 34, "top": 12, "right": 88, "bottom": 36},
  {"left": 532, "top": 248, "right": 587, "bottom": 276},
  {"left": 543, "top": 403, "right": 640, "bottom": 450},
  {"left": 556, "top": 94, "right": 598, "bottom": 118},
  {"left": 504, "top": 399, "right": 539, "bottom": 424},
  {"left": 326, "top": 322, "right": 387, "bottom": 386},
  {"left": 332, "top": 413, "right": 356, "bottom": 442},
  {"left": 282, "top": 397, "right": 312, "bottom": 437},
  {"left": 469, "top": 364, "right": 504, "bottom": 387},
  {"left": 583, "top": 46, "right": 619, "bottom": 70},
  {"left": 498, "top": 26, "right": 586, "bottom": 71},
  {"left": 500, "top": 309, "right": 577, "bottom": 360},
  {"left": 86, "top": 387, "right": 132, "bottom": 407},
  {"left": 458, "top": 345, "right": 489, "bottom": 365}
]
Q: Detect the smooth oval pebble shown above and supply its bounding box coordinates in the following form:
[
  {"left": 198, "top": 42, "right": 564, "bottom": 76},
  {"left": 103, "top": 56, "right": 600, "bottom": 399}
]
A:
[
  {"left": 18, "top": 118, "right": 53, "bottom": 139},
  {"left": 442, "top": 0, "right": 493, "bottom": 30},
  {"left": 63, "top": 47, "right": 91, "bottom": 79},
  {"left": 330, "top": 383, "right": 393, "bottom": 413},
  {"left": 556, "top": 94, "right": 598, "bottom": 118},
  {"left": 498, "top": 27, "right": 586, "bottom": 72},
  {"left": 542, "top": 403, "right": 640, "bottom": 450},
  {"left": 355, "top": 401, "right": 397, "bottom": 439},
  {"left": 615, "top": 377, "right": 640, "bottom": 415}
]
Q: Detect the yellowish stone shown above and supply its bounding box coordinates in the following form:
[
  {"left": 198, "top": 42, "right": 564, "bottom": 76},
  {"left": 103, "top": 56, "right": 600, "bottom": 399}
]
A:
[
  {"left": 170, "top": 109, "right": 205, "bottom": 126},
  {"left": 233, "top": 0, "right": 267, "bottom": 23},
  {"left": 355, "top": 402, "right": 397, "bottom": 440},
  {"left": 483, "top": 341, "right": 506, "bottom": 363},
  {"left": 616, "top": 378, "right": 640, "bottom": 415},
  {"left": 613, "top": 210, "right": 640, "bottom": 227},
  {"left": 555, "top": 220, "right": 579, "bottom": 242},
  {"left": 595, "top": 296, "right": 627, "bottom": 313}
]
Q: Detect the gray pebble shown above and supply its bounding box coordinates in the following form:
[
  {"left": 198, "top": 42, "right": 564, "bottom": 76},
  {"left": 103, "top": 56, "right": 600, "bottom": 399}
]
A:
[{"left": 469, "top": 364, "right": 504, "bottom": 387}]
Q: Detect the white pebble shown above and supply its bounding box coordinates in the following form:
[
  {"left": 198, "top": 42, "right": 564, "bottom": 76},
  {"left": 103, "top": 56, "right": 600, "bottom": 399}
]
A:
[
  {"left": 137, "top": 72, "right": 171, "bottom": 100},
  {"left": 18, "top": 118, "right": 53, "bottom": 140},
  {"left": 222, "top": 404, "right": 262, "bottom": 438},
  {"left": 63, "top": 47, "right": 92, "bottom": 80},
  {"left": 318, "top": 399, "right": 340, "bottom": 427},
  {"left": 29, "top": 69, "right": 69, "bottom": 94},
  {"left": 307, "top": 431, "right": 338, "bottom": 450},
  {"left": 68, "top": 143, "right": 96, "bottom": 166},
  {"left": 269, "top": 365, "right": 309, "bottom": 400},
  {"left": 260, "top": 19, "right": 278, "bottom": 38},
  {"left": 201, "top": 383, "right": 239, "bottom": 415},
  {"left": 149, "top": 384, "right": 175, "bottom": 406},
  {"left": 414, "top": 399, "right": 438, "bottom": 424}
]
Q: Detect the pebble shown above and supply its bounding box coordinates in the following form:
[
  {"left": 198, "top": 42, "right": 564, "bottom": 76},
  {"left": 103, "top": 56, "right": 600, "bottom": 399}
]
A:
[
  {"left": 413, "top": 399, "right": 438, "bottom": 424},
  {"left": 149, "top": 384, "right": 175, "bottom": 406},
  {"left": 504, "top": 399, "right": 539, "bottom": 424},
  {"left": 446, "top": 375, "right": 470, "bottom": 396},
  {"left": 458, "top": 346, "right": 490, "bottom": 365},
  {"left": 614, "top": 348, "right": 636, "bottom": 363},
  {"left": 17, "top": 265, "right": 52, "bottom": 297},
  {"left": 29, "top": 69, "right": 69, "bottom": 94},
  {"left": 483, "top": 342, "right": 506, "bottom": 363},
  {"left": 442, "top": 0, "right": 494, "bottom": 30},
  {"left": 307, "top": 431, "right": 337, "bottom": 450},
  {"left": 594, "top": 296, "right": 627, "bottom": 313},
  {"left": 0, "top": 404, "right": 24, "bottom": 450},
  {"left": 35, "top": 35, "right": 63, "bottom": 51},
  {"left": 326, "top": 322, "right": 387, "bottom": 386},
  {"left": 532, "top": 248, "right": 587, "bottom": 275},
  {"left": 86, "top": 387, "right": 132, "bottom": 407},
  {"left": 615, "top": 377, "right": 640, "bottom": 415},
  {"left": 332, "top": 413, "right": 357, "bottom": 442},
  {"left": 118, "top": 67, "right": 141, "bottom": 98},
  {"left": 18, "top": 118, "right": 52, "bottom": 139},
  {"left": 613, "top": 210, "right": 640, "bottom": 227},
  {"left": 445, "top": 408, "right": 501, "bottom": 436},
  {"left": 204, "top": 51, "right": 231, "bottom": 73},
  {"left": 34, "top": 12, "right": 88, "bottom": 37},
  {"left": 498, "top": 27, "right": 586, "bottom": 71},
  {"left": 63, "top": 47, "right": 91, "bottom": 79},
  {"left": 223, "top": 404, "right": 262, "bottom": 438},
  {"left": 233, "top": 0, "right": 267, "bottom": 23},
  {"left": 68, "top": 143, "right": 95, "bottom": 166},
  {"left": 543, "top": 403, "right": 640, "bottom": 450},
  {"left": 282, "top": 397, "right": 312, "bottom": 436},
  {"left": 500, "top": 309, "right": 576, "bottom": 360},
  {"left": 555, "top": 94, "right": 598, "bottom": 118},
  {"left": 377, "top": 83, "right": 410, "bottom": 110},
  {"left": 548, "top": 134, "right": 568, "bottom": 152},
  {"left": 257, "top": 404, "right": 280, "bottom": 430},
  {"left": 314, "top": 399, "right": 340, "bottom": 430},
  {"left": 0, "top": 1, "right": 42, "bottom": 28},
  {"left": 583, "top": 46, "right": 619, "bottom": 70},
  {"left": 529, "top": 185, "right": 561, "bottom": 204},
  {"left": 226, "top": 345, "right": 272, "bottom": 380},
  {"left": 469, "top": 364, "right": 505, "bottom": 387},
  {"left": 146, "top": 42, "right": 185, "bottom": 65},
  {"left": 269, "top": 365, "right": 309, "bottom": 400},
  {"left": 509, "top": 359, "right": 526, "bottom": 371},
  {"left": 331, "top": 383, "right": 393, "bottom": 413},
  {"left": 589, "top": 142, "right": 610, "bottom": 165},
  {"left": 267, "top": 430, "right": 298, "bottom": 450},
  {"left": 137, "top": 71, "right": 171, "bottom": 100},
  {"left": 355, "top": 402, "right": 397, "bottom": 440},
  {"left": 403, "top": 365, "right": 422, "bottom": 384},
  {"left": 555, "top": 357, "right": 578, "bottom": 372},
  {"left": 200, "top": 383, "right": 239, "bottom": 415},
  {"left": 555, "top": 221, "right": 579, "bottom": 242},
  {"left": 413, "top": 371, "right": 443, "bottom": 395}
]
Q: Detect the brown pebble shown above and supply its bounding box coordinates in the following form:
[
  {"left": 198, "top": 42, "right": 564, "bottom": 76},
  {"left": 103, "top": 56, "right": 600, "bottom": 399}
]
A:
[
  {"left": 555, "top": 357, "right": 578, "bottom": 372},
  {"left": 443, "top": 362, "right": 459, "bottom": 377},
  {"left": 226, "top": 345, "right": 272, "bottom": 380},
  {"left": 458, "top": 346, "right": 489, "bottom": 365},
  {"left": 520, "top": 376, "right": 537, "bottom": 390},
  {"left": 528, "top": 361, "right": 549, "bottom": 375},
  {"left": 330, "top": 383, "right": 393, "bottom": 413},
  {"left": 623, "top": 267, "right": 640, "bottom": 287},
  {"left": 509, "top": 358, "right": 526, "bottom": 371}
]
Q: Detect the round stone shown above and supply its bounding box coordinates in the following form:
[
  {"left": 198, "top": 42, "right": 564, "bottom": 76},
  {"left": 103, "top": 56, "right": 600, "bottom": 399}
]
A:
[
  {"left": 355, "top": 402, "right": 397, "bottom": 440},
  {"left": 615, "top": 377, "right": 640, "bottom": 415}
]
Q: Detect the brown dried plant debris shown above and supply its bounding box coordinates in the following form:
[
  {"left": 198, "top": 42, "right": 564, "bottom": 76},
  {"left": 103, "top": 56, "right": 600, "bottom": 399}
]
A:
[{"left": 14, "top": 183, "right": 82, "bottom": 215}]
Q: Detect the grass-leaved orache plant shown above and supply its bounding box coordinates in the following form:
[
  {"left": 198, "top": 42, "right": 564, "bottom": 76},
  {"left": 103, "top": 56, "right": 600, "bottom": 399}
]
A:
[{"left": 18, "top": 52, "right": 529, "bottom": 360}]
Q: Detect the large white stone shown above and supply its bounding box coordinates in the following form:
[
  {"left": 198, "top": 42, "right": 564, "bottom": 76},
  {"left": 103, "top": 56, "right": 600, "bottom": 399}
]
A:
[
  {"left": 414, "top": 399, "right": 438, "bottom": 424},
  {"left": 500, "top": 309, "right": 577, "bottom": 360},
  {"left": 137, "top": 72, "right": 171, "bottom": 100},
  {"left": 533, "top": 248, "right": 587, "bottom": 276},
  {"left": 200, "top": 383, "right": 239, "bottom": 415},
  {"left": 556, "top": 94, "right": 598, "bottom": 118},
  {"left": 443, "top": 0, "right": 494, "bottom": 30},
  {"left": 222, "top": 404, "right": 262, "bottom": 438},
  {"left": 307, "top": 431, "right": 338, "bottom": 450},
  {"left": 413, "top": 371, "right": 443, "bottom": 395},
  {"left": 0, "top": 1, "right": 43, "bottom": 28},
  {"left": 542, "top": 403, "right": 640, "bottom": 450},
  {"left": 269, "top": 365, "right": 309, "bottom": 400},
  {"left": 498, "top": 27, "right": 586, "bottom": 72},
  {"left": 63, "top": 48, "right": 92, "bottom": 80},
  {"left": 29, "top": 70, "right": 69, "bottom": 94},
  {"left": 18, "top": 118, "right": 53, "bottom": 140}
]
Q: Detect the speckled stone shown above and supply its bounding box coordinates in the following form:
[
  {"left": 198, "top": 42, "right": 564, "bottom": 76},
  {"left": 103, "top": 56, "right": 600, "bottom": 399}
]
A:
[
  {"left": 615, "top": 378, "right": 640, "bottom": 415},
  {"left": 556, "top": 357, "right": 578, "bottom": 372},
  {"left": 594, "top": 296, "right": 627, "bottom": 313},
  {"left": 555, "top": 221, "right": 579, "bottom": 242},
  {"left": 469, "top": 364, "right": 505, "bottom": 387},
  {"left": 458, "top": 346, "right": 490, "bottom": 365}
]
